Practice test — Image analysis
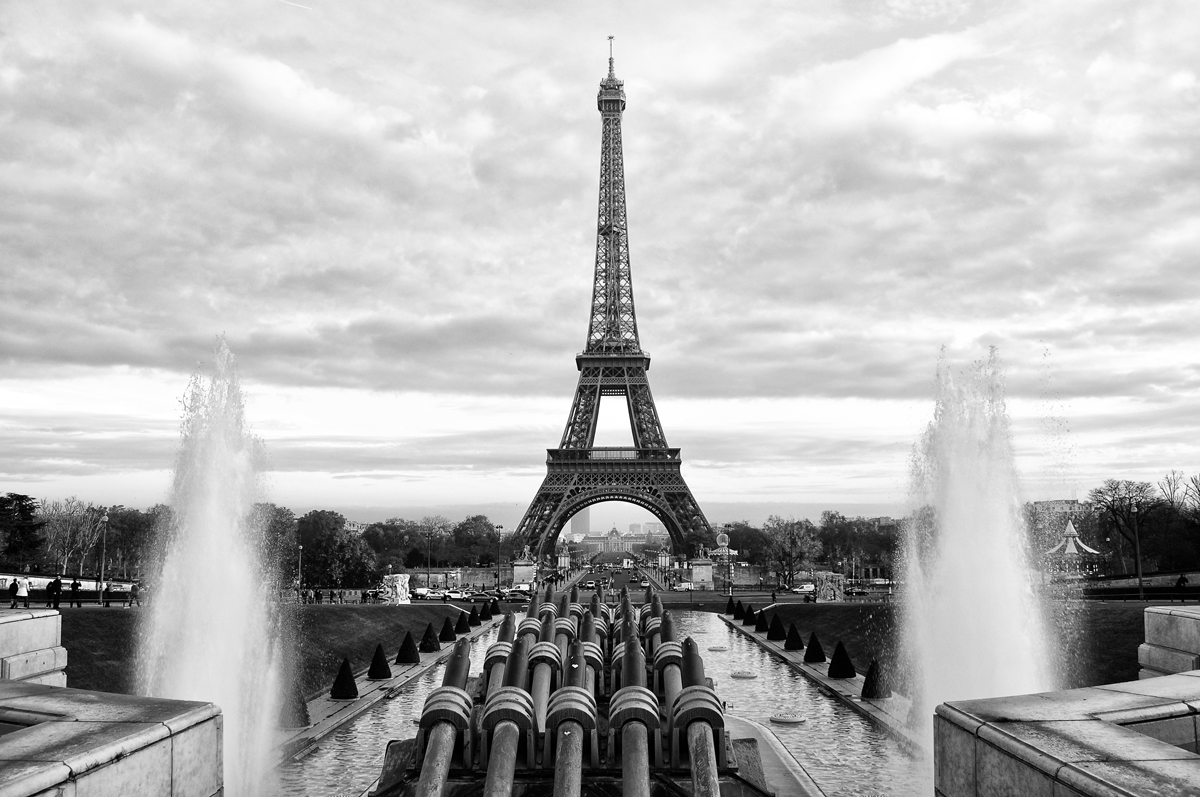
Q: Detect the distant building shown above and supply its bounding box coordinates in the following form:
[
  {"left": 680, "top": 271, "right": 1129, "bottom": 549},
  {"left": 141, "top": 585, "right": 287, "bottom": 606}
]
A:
[
  {"left": 582, "top": 526, "right": 636, "bottom": 554},
  {"left": 1033, "top": 500, "right": 1088, "bottom": 516},
  {"left": 571, "top": 508, "right": 591, "bottom": 536},
  {"left": 628, "top": 523, "right": 642, "bottom": 535},
  {"left": 345, "top": 520, "right": 368, "bottom": 533}
]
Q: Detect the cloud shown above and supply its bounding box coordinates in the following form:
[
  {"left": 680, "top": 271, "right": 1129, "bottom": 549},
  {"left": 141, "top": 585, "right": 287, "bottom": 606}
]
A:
[{"left": 3, "top": 0, "right": 1200, "bottom": 506}]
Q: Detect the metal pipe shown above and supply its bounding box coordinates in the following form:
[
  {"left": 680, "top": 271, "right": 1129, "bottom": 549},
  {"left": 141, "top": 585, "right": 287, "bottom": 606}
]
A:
[
  {"left": 552, "top": 642, "right": 588, "bottom": 797},
  {"left": 686, "top": 721, "right": 720, "bottom": 797},
  {"left": 659, "top": 611, "right": 683, "bottom": 717},
  {"left": 483, "top": 722, "right": 520, "bottom": 797},
  {"left": 620, "top": 634, "right": 650, "bottom": 797},
  {"left": 531, "top": 615, "right": 557, "bottom": 732},
  {"left": 415, "top": 638, "right": 473, "bottom": 797},
  {"left": 681, "top": 638, "right": 720, "bottom": 797},
  {"left": 482, "top": 638, "right": 532, "bottom": 797},
  {"left": 487, "top": 614, "right": 516, "bottom": 699}
]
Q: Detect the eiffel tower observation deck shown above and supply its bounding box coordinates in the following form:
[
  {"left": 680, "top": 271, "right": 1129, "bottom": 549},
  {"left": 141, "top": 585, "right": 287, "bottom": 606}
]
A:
[{"left": 514, "top": 47, "right": 712, "bottom": 563}]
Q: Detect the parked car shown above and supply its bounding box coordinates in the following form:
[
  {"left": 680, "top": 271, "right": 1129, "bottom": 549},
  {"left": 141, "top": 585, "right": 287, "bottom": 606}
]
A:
[
  {"left": 790, "top": 584, "right": 815, "bottom": 594},
  {"left": 846, "top": 587, "right": 870, "bottom": 597},
  {"left": 466, "top": 592, "right": 493, "bottom": 603},
  {"left": 426, "top": 589, "right": 447, "bottom": 600},
  {"left": 445, "top": 589, "right": 468, "bottom": 600},
  {"left": 673, "top": 582, "right": 694, "bottom": 592},
  {"left": 411, "top": 587, "right": 431, "bottom": 600}
]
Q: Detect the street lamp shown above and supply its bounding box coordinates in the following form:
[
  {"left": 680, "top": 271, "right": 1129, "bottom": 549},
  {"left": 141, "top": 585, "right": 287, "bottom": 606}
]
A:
[
  {"left": 424, "top": 529, "right": 437, "bottom": 589},
  {"left": 495, "top": 524, "right": 504, "bottom": 591},
  {"left": 1132, "top": 503, "right": 1145, "bottom": 601},
  {"left": 297, "top": 544, "right": 303, "bottom": 589},
  {"left": 100, "top": 512, "right": 109, "bottom": 599}
]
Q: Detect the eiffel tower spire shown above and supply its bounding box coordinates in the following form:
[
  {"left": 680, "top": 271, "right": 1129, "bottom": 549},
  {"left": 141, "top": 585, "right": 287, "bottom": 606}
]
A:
[
  {"left": 512, "top": 49, "right": 712, "bottom": 563},
  {"left": 589, "top": 41, "right": 639, "bottom": 354}
]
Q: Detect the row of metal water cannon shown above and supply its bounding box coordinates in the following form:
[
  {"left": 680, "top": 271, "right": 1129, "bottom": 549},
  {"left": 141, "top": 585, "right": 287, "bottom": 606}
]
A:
[{"left": 411, "top": 584, "right": 727, "bottom": 797}]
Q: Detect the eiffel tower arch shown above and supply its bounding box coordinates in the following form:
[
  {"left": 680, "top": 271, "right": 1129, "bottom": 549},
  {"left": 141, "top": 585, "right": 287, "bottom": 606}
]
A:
[{"left": 513, "top": 51, "right": 713, "bottom": 564}]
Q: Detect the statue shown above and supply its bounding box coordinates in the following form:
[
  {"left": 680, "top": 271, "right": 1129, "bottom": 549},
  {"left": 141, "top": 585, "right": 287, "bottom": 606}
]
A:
[
  {"left": 520, "top": 544, "right": 531, "bottom": 561},
  {"left": 380, "top": 573, "right": 411, "bottom": 604}
]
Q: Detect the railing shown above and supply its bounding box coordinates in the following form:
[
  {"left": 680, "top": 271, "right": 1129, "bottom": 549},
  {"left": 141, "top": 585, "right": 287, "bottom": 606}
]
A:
[{"left": 549, "top": 448, "right": 680, "bottom": 462}]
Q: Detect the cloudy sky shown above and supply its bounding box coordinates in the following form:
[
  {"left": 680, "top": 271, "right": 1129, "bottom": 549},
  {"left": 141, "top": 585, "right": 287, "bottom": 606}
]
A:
[{"left": 3, "top": 0, "right": 1198, "bottom": 529}]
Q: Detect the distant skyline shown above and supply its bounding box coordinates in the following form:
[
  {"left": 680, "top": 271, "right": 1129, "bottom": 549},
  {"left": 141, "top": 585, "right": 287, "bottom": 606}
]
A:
[{"left": 3, "top": 2, "right": 1199, "bottom": 523}]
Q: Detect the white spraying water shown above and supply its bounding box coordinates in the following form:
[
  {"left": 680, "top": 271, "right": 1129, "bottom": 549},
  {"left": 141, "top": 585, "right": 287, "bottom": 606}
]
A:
[
  {"left": 138, "top": 339, "right": 282, "bottom": 796},
  {"left": 902, "top": 350, "right": 1057, "bottom": 736}
]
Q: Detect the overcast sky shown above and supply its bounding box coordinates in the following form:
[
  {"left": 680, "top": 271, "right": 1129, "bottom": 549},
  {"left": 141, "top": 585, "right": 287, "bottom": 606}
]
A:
[{"left": 3, "top": 1, "right": 1198, "bottom": 528}]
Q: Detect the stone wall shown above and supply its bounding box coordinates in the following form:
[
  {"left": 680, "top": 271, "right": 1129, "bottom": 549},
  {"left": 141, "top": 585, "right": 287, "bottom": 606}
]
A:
[
  {"left": 1139, "top": 606, "right": 1200, "bottom": 677},
  {"left": 0, "top": 609, "right": 67, "bottom": 687}
]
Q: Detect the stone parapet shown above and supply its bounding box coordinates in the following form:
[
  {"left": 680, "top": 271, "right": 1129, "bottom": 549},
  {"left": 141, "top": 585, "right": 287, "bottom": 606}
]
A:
[
  {"left": 0, "top": 610, "right": 67, "bottom": 687},
  {"left": 1141, "top": 606, "right": 1200, "bottom": 678},
  {"left": 935, "top": 672, "right": 1200, "bottom": 796},
  {"left": 0, "top": 681, "right": 222, "bottom": 796}
]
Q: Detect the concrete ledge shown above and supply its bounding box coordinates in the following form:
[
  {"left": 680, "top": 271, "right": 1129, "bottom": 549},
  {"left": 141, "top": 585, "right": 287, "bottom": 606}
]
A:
[
  {"left": 1, "top": 647, "right": 68, "bottom": 681},
  {"left": 936, "top": 672, "right": 1200, "bottom": 797},
  {"left": 0, "top": 681, "right": 222, "bottom": 797}
]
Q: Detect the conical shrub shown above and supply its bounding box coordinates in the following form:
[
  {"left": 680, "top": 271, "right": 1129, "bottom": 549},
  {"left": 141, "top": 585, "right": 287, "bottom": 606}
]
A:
[
  {"left": 396, "top": 630, "right": 421, "bottom": 663},
  {"left": 767, "top": 614, "right": 787, "bottom": 641},
  {"left": 861, "top": 659, "right": 891, "bottom": 699},
  {"left": 440, "top": 616, "right": 458, "bottom": 642},
  {"left": 278, "top": 678, "right": 310, "bottom": 728},
  {"left": 468, "top": 606, "right": 481, "bottom": 626},
  {"left": 419, "top": 623, "right": 441, "bottom": 653},
  {"left": 490, "top": 598, "right": 501, "bottom": 614},
  {"left": 480, "top": 601, "right": 493, "bottom": 621},
  {"left": 828, "top": 641, "right": 856, "bottom": 679},
  {"left": 455, "top": 612, "right": 471, "bottom": 634},
  {"left": 742, "top": 605, "right": 756, "bottom": 626},
  {"left": 330, "top": 658, "right": 358, "bottom": 700},
  {"left": 755, "top": 611, "right": 769, "bottom": 633},
  {"left": 725, "top": 596, "right": 736, "bottom": 615},
  {"left": 784, "top": 623, "right": 805, "bottom": 651},
  {"left": 367, "top": 644, "right": 392, "bottom": 680},
  {"left": 733, "top": 600, "right": 745, "bottom": 620},
  {"left": 803, "top": 633, "right": 826, "bottom": 663}
]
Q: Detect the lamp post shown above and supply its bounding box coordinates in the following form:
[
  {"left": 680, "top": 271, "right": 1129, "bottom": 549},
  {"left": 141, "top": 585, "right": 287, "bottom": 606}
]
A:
[
  {"left": 297, "top": 544, "right": 303, "bottom": 589},
  {"left": 1132, "top": 504, "right": 1145, "bottom": 601},
  {"left": 100, "top": 512, "right": 109, "bottom": 599},
  {"left": 424, "top": 529, "right": 436, "bottom": 589},
  {"left": 495, "top": 524, "right": 504, "bottom": 592}
]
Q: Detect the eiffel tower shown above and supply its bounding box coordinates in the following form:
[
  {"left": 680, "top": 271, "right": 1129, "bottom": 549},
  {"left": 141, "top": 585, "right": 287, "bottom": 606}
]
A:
[{"left": 514, "top": 48, "right": 712, "bottom": 563}]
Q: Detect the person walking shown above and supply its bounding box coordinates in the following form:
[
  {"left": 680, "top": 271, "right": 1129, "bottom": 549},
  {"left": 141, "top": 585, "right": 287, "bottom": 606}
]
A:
[
  {"left": 49, "top": 577, "right": 62, "bottom": 610},
  {"left": 8, "top": 578, "right": 18, "bottom": 609},
  {"left": 129, "top": 582, "right": 140, "bottom": 607},
  {"left": 69, "top": 579, "right": 81, "bottom": 608},
  {"left": 101, "top": 581, "right": 111, "bottom": 607},
  {"left": 17, "top": 577, "right": 30, "bottom": 609}
]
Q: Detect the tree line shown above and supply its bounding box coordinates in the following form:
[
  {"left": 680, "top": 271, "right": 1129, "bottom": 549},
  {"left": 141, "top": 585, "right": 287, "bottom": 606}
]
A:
[{"left": 5, "top": 468, "right": 1198, "bottom": 590}]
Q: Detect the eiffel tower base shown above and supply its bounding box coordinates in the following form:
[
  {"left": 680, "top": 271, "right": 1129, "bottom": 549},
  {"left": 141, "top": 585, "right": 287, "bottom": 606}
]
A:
[{"left": 520, "top": 448, "right": 708, "bottom": 561}]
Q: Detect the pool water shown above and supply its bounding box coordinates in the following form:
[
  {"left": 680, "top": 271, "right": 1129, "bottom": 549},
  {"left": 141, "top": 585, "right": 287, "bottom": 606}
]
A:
[{"left": 274, "top": 612, "right": 926, "bottom": 796}]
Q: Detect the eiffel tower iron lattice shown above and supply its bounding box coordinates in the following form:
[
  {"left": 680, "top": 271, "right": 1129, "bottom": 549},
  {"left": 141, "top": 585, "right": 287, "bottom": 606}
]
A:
[{"left": 513, "top": 51, "right": 713, "bottom": 564}]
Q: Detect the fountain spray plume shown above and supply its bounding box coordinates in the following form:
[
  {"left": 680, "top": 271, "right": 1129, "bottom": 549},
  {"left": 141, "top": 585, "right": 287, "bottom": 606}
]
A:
[
  {"left": 137, "top": 338, "right": 284, "bottom": 796},
  {"left": 901, "top": 348, "right": 1057, "bottom": 737}
]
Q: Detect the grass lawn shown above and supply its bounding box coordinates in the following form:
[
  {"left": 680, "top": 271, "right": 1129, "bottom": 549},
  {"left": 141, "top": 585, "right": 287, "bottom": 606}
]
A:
[
  {"left": 763, "top": 599, "right": 1147, "bottom": 689},
  {"left": 61, "top": 603, "right": 480, "bottom": 698}
]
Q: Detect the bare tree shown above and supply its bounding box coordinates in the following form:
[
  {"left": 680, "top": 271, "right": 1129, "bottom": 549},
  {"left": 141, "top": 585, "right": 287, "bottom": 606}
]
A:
[
  {"left": 1160, "top": 471, "right": 1188, "bottom": 513},
  {"left": 38, "top": 498, "right": 106, "bottom": 576}
]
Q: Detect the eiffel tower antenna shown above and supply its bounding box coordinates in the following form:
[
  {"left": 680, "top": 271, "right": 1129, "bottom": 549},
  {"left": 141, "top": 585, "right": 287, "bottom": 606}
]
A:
[{"left": 512, "top": 52, "right": 712, "bottom": 565}]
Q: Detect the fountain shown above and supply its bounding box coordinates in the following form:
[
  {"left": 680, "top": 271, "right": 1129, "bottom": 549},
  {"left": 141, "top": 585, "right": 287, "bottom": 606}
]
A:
[
  {"left": 901, "top": 349, "right": 1058, "bottom": 736},
  {"left": 137, "top": 338, "right": 284, "bottom": 796}
]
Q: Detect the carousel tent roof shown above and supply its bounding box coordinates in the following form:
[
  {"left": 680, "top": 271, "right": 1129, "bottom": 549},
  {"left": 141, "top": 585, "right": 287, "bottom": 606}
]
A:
[{"left": 1044, "top": 519, "right": 1102, "bottom": 557}]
